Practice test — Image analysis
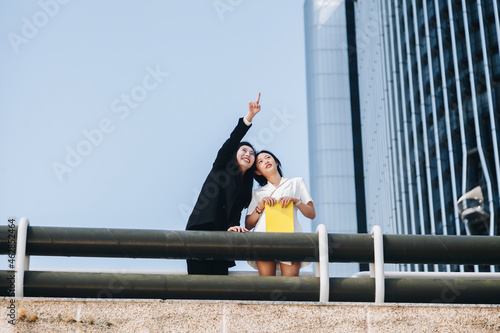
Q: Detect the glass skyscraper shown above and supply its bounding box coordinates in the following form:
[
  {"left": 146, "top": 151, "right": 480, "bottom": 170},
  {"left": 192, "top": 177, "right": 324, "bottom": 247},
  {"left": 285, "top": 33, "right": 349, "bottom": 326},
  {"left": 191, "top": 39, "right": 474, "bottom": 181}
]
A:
[
  {"left": 305, "top": 0, "right": 499, "bottom": 274},
  {"left": 304, "top": 0, "right": 365, "bottom": 277}
]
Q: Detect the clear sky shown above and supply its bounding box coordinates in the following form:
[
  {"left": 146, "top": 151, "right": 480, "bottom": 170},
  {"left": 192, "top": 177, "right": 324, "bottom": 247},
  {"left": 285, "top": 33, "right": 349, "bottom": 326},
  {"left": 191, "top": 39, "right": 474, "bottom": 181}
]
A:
[{"left": 1, "top": 0, "right": 311, "bottom": 273}]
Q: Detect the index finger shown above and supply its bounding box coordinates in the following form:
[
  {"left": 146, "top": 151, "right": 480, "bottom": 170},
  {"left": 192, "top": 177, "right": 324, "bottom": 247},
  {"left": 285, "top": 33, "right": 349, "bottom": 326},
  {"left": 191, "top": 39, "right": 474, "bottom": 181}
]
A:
[{"left": 256, "top": 92, "right": 261, "bottom": 104}]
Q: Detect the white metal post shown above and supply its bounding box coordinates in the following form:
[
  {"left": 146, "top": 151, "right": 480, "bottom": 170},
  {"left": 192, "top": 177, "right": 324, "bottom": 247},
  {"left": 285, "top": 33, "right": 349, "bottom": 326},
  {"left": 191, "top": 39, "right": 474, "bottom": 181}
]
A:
[
  {"left": 316, "top": 224, "right": 329, "bottom": 303},
  {"left": 15, "top": 217, "right": 30, "bottom": 298},
  {"left": 371, "top": 225, "right": 385, "bottom": 303}
]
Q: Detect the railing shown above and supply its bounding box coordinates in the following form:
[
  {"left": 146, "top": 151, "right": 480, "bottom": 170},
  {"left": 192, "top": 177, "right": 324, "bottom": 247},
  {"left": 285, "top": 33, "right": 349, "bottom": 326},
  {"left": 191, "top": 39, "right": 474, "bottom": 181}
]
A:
[{"left": 1, "top": 217, "right": 500, "bottom": 304}]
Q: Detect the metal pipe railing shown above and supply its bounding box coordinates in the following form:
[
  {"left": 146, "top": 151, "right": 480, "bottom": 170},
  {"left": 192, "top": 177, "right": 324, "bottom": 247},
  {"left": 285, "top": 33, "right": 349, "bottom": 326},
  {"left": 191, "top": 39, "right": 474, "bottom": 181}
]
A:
[
  {"left": 0, "top": 271, "right": 498, "bottom": 304},
  {"left": 0, "top": 270, "right": 320, "bottom": 301},
  {"left": 3, "top": 222, "right": 500, "bottom": 303},
  {"left": 8, "top": 226, "right": 320, "bottom": 261},
  {"left": 382, "top": 234, "right": 500, "bottom": 265},
  {"left": 2, "top": 226, "right": 499, "bottom": 264}
]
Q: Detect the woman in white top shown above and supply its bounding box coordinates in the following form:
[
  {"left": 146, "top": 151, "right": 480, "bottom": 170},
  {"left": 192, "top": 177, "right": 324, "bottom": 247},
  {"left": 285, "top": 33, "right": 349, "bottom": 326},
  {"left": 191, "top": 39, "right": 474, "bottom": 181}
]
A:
[{"left": 245, "top": 150, "right": 316, "bottom": 276}]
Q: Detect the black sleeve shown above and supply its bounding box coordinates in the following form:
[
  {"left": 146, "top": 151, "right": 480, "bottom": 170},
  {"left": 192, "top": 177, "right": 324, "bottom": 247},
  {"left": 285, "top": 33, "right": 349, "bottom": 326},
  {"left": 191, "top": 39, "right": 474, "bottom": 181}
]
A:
[
  {"left": 212, "top": 118, "right": 251, "bottom": 169},
  {"left": 228, "top": 212, "right": 242, "bottom": 228}
]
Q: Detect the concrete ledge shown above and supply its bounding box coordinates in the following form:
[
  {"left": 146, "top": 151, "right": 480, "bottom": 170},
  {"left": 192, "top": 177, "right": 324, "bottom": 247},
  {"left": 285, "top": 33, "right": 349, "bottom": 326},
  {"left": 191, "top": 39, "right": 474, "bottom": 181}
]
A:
[{"left": 2, "top": 298, "right": 500, "bottom": 332}]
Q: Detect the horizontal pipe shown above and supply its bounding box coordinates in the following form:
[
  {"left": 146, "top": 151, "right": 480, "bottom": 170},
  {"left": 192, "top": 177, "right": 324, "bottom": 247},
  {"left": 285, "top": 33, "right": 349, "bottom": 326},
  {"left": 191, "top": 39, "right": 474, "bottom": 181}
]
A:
[
  {"left": 383, "top": 234, "right": 500, "bottom": 265},
  {"left": 1, "top": 226, "right": 499, "bottom": 264},
  {"left": 9, "top": 271, "right": 320, "bottom": 301},
  {"left": 384, "top": 279, "right": 500, "bottom": 304},
  {"left": 22, "top": 227, "right": 319, "bottom": 261},
  {"left": 327, "top": 234, "right": 374, "bottom": 262},
  {"left": 0, "top": 226, "right": 13, "bottom": 254},
  {"left": 329, "top": 277, "right": 375, "bottom": 302},
  {"left": 0, "top": 270, "right": 498, "bottom": 304}
]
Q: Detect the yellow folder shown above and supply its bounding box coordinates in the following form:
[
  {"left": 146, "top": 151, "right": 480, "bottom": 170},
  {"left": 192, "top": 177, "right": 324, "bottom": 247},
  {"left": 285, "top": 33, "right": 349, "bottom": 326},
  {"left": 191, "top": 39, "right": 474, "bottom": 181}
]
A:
[{"left": 265, "top": 202, "right": 294, "bottom": 233}]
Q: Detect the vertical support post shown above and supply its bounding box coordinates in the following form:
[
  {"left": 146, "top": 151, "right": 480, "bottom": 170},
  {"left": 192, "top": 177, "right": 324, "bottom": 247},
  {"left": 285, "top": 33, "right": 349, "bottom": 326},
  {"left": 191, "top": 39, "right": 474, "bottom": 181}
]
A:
[
  {"left": 316, "top": 224, "right": 329, "bottom": 303},
  {"left": 371, "top": 225, "right": 385, "bottom": 303},
  {"left": 15, "top": 217, "right": 30, "bottom": 298}
]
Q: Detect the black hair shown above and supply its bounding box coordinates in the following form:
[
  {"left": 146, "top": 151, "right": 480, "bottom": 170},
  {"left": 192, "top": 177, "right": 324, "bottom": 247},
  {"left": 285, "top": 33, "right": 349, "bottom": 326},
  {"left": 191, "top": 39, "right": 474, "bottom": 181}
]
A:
[
  {"left": 252, "top": 150, "right": 283, "bottom": 187},
  {"left": 231, "top": 141, "right": 255, "bottom": 208}
]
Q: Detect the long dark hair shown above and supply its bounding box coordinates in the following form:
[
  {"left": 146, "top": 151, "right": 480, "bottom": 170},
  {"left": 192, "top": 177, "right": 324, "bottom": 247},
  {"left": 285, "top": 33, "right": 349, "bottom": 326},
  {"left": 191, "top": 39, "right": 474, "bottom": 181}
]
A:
[
  {"left": 231, "top": 141, "right": 255, "bottom": 208},
  {"left": 252, "top": 150, "right": 283, "bottom": 187}
]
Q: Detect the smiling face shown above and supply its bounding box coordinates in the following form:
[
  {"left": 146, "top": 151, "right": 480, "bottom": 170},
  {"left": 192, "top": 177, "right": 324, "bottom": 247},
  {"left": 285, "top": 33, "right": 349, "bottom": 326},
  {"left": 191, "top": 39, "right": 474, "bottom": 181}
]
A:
[
  {"left": 255, "top": 152, "right": 279, "bottom": 178},
  {"left": 236, "top": 145, "right": 255, "bottom": 173}
]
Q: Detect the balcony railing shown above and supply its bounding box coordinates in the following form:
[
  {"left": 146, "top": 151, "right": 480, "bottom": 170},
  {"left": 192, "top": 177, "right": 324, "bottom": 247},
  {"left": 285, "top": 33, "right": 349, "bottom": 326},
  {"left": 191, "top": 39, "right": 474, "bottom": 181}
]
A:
[{"left": 2, "top": 217, "right": 500, "bottom": 304}]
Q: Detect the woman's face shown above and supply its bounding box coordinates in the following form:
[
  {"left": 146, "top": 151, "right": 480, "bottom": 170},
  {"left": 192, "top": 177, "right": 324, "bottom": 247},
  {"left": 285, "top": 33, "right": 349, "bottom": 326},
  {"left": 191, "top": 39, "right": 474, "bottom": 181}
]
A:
[
  {"left": 236, "top": 145, "right": 255, "bottom": 173},
  {"left": 255, "top": 152, "right": 278, "bottom": 178}
]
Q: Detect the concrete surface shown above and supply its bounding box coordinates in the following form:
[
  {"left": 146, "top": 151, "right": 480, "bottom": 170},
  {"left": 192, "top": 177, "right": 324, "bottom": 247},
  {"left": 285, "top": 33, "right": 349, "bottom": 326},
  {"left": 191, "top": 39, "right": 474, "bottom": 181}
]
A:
[{"left": 1, "top": 298, "right": 499, "bottom": 332}]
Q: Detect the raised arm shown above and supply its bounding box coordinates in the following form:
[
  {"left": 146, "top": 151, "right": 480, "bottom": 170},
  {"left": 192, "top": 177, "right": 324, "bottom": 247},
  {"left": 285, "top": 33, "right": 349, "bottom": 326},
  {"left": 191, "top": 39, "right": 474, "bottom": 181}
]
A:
[
  {"left": 245, "top": 92, "right": 261, "bottom": 123},
  {"left": 213, "top": 93, "right": 262, "bottom": 168}
]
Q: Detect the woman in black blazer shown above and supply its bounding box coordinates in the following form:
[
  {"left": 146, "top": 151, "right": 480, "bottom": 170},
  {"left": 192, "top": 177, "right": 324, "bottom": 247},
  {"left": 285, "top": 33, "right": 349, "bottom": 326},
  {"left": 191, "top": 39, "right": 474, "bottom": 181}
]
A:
[{"left": 185, "top": 93, "right": 261, "bottom": 275}]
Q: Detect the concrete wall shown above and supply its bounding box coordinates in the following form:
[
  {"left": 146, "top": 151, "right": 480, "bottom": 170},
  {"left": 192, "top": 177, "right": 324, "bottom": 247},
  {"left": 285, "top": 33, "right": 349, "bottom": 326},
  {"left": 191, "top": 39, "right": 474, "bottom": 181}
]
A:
[{"left": 2, "top": 298, "right": 500, "bottom": 332}]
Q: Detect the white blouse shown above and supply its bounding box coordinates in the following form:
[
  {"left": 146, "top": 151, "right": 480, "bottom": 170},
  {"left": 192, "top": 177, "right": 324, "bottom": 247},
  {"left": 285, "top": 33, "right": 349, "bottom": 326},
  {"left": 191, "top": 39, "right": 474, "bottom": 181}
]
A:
[{"left": 246, "top": 177, "right": 314, "bottom": 270}]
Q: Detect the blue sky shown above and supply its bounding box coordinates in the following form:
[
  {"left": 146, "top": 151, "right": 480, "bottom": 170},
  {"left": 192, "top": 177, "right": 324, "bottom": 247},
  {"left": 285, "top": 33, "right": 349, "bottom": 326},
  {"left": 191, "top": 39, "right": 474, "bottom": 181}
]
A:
[{"left": 1, "top": 0, "right": 311, "bottom": 272}]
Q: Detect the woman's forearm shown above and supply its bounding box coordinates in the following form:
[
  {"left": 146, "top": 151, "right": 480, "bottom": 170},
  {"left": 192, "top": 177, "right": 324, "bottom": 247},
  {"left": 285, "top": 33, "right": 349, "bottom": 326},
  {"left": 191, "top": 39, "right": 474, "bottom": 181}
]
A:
[
  {"left": 245, "top": 111, "right": 255, "bottom": 123},
  {"left": 245, "top": 211, "right": 260, "bottom": 230},
  {"left": 298, "top": 202, "right": 315, "bottom": 220},
  {"left": 246, "top": 198, "right": 268, "bottom": 229}
]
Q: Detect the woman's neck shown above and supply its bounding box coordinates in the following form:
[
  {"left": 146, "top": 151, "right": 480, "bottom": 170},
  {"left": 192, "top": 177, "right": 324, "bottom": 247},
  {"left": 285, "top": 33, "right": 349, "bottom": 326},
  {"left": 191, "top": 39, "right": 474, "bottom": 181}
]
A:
[{"left": 268, "top": 174, "right": 282, "bottom": 187}]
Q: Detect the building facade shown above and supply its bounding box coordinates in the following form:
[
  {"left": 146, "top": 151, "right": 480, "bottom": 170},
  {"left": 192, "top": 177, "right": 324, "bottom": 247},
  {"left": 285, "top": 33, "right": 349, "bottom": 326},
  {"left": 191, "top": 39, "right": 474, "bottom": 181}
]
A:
[
  {"left": 304, "top": 0, "right": 367, "bottom": 277},
  {"left": 304, "top": 0, "right": 500, "bottom": 274}
]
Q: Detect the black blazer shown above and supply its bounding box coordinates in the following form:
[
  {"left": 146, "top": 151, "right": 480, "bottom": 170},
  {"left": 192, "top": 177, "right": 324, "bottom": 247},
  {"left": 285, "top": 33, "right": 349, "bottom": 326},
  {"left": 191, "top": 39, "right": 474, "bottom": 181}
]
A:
[{"left": 186, "top": 118, "right": 252, "bottom": 232}]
